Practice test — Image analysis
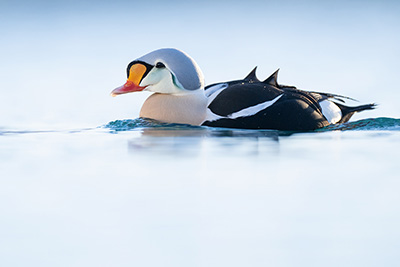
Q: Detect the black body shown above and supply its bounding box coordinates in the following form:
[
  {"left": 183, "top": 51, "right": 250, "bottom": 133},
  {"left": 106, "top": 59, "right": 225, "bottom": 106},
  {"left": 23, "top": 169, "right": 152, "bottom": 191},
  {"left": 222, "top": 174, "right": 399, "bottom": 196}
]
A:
[{"left": 202, "top": 68, "right": 375, "bottom": 131}]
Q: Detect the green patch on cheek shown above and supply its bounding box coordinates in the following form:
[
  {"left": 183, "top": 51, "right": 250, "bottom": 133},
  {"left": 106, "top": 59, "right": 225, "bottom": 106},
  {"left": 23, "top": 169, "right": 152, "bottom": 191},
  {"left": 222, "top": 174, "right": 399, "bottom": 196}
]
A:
[{"left": 171, "top": 73, "right": 183, "bottom": 90}]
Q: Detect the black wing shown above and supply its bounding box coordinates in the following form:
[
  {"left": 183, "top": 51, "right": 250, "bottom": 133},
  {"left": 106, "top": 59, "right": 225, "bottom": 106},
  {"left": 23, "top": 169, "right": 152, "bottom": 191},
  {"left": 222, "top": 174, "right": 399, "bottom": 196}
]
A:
[{"left": 207, "top": 82, "right": 284, "bottom": 117}]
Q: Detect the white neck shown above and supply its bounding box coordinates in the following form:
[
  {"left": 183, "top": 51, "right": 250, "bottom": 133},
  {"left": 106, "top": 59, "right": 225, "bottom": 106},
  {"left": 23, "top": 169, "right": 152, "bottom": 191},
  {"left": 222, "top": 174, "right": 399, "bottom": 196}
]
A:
[{"left": 139, "top": 90, "right": 208, "bottom": 126}]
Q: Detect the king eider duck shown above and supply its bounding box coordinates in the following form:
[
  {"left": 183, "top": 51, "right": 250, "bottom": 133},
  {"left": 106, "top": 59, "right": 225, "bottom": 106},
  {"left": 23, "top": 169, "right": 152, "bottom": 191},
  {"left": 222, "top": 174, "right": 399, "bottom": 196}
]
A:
[{"left": 111, "top": 48, "right": 375, "bottom": 131}]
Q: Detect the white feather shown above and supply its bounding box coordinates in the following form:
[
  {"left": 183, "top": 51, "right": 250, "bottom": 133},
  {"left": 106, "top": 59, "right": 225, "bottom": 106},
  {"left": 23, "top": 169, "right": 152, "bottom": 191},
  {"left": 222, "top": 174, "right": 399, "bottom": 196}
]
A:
[
  {"left": 205, "top": 83, "right": 228, "bottom": 105},
  {"left": 319, "top": 100, "right": 342, "bottom": 124},
  {"left": 205, "top": 83, "right": 228, "bottom": 97},
  {"left": 203, "top": 108, "right": 225, "bottom": 123},
  {"left": 228, "top": 95, "right": 283, "bottom": 119}
]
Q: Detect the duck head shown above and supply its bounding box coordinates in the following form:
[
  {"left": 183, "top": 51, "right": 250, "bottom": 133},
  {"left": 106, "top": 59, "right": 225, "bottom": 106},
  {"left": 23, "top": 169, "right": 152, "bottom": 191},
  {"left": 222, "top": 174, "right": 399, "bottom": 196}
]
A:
[{"left": 111, "top": 48, "right": 205, "bottom": 96}]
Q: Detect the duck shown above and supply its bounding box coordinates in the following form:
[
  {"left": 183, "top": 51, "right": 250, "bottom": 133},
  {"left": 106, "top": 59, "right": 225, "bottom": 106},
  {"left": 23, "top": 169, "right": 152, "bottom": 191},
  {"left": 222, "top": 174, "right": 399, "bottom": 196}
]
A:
[{"left": 111, "top": 48, "right": 375, "bottom": 131}]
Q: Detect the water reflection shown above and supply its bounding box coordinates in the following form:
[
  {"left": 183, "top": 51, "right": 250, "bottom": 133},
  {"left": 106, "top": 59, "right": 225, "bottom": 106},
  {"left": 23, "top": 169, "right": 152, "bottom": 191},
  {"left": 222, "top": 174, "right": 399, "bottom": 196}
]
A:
[{"left": 127, "top": 127, "right": 281, "bottom": 157}]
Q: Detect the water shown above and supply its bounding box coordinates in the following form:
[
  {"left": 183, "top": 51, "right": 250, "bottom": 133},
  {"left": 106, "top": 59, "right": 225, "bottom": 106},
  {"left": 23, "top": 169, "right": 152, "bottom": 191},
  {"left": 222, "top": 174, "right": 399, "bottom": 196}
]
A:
[
  {"left": 104, "top": 117, "right": 400, "bottom": 132},
  {"left": 2, "top": 0, "right": 400, "bottom": 266},
  {"left": 1, "top": 118, "right": 400, "bottom": 266}
]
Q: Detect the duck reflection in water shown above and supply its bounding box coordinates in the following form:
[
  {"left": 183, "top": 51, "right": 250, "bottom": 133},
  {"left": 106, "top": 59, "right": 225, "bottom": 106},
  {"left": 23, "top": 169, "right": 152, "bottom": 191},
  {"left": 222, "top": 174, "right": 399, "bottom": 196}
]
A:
[{"left": 127, "top": 126, "right": 281, "bottom": 156}]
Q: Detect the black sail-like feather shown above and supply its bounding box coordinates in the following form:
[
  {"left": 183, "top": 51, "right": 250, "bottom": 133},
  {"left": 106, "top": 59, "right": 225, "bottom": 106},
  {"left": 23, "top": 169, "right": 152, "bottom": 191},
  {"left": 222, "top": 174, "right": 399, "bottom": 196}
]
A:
[
  {"left": 263, "top": 69, "right": 280, "bottom": 87},
  {"left": 243, "top": 67, "right": 260, "bottom": 82}
]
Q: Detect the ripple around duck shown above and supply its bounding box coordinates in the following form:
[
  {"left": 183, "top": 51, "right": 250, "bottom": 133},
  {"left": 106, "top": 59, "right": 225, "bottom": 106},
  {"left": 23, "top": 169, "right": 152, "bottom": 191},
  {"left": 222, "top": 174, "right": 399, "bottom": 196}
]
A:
[
  {"left": 319, "top": 117, "right": 400, "bottom": 132},
  {"left": 0, "top": 117, "right": 399, "bottom": 138},
  {"left": 103, "top": 117, "right": 400, "bottom": 135},
  {"left": 104, "top": 118, "right": 200, "bottom": 131}
]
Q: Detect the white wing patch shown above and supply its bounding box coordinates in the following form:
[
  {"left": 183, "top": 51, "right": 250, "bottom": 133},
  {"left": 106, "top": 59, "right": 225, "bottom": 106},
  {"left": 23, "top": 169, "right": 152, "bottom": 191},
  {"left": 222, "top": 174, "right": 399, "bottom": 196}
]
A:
[
  {"left": 319, "top": 100, "right": 342, "bottom": 124},
  {"left": 228, "top": 94, "right": 283, "bottom": 119},
  {"left": 205, "top": 83, "right": 228, "bottom": 105},
  {"left": 204, "top": 108, "right": 224, "bottom": 123},
  {"left": 205, "top": 83, "right": 228, "bottom": 97}
]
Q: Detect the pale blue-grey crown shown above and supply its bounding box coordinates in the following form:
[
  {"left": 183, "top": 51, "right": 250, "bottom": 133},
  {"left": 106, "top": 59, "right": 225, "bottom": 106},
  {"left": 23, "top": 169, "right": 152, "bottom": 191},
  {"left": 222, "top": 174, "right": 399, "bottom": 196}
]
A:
[{"left": 136, "top": 48, "right": 204, "bottom": 91}]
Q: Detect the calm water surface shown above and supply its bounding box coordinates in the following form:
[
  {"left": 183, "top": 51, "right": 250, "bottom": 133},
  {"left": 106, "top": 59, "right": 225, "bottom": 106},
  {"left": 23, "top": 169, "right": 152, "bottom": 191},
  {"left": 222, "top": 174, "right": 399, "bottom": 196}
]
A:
[
  {"left": 1, "top": 118, "right": 400, "bottom": 267},
  {"left": 1, "top": 0, "right": 400, "bottom": 266}
]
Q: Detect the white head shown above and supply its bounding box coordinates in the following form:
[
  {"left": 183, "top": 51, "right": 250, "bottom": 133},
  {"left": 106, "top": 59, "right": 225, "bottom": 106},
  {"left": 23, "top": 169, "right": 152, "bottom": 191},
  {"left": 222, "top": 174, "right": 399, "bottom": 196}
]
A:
[{"left": 111, "top": 48, "right": 205, "bottom": 96}]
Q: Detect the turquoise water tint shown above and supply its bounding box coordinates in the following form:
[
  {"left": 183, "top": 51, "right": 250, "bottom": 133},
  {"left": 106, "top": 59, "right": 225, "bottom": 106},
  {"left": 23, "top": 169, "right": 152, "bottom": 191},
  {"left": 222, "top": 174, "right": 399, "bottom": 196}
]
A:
[{"left": 1, "top": 0, "right": 400, "bottom": 267}]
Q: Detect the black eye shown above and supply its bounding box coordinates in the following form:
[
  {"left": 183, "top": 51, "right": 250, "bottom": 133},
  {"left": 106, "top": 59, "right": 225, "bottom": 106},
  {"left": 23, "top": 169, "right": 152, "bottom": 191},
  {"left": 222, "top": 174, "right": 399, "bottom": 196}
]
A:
[{"left": 155, "top": 62, "right": 165, "bottom": 68}]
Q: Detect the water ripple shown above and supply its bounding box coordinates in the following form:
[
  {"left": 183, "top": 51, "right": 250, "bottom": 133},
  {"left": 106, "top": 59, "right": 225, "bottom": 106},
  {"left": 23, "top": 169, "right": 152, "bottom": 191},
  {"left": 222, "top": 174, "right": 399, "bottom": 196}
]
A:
[
  {"left": 104, "top": 117, "right": 400, "bottom": 133},
  {"left": 319, "top": 117, "right": 400, "bottom": 132}
]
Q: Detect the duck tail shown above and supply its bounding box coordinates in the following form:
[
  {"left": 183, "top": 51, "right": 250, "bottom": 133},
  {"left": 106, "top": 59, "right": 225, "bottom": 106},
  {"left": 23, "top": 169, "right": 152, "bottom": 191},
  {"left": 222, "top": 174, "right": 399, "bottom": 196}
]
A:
[{"left": 335, "top": 102, "right": 377, "bottom": 123}]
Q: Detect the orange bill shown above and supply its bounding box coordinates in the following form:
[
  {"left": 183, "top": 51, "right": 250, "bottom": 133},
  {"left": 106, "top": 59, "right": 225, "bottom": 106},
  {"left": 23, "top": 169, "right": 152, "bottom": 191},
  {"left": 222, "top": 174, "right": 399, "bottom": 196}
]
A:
[{"left": 111, "top": 63, "right": 148, "bottom": 96}]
